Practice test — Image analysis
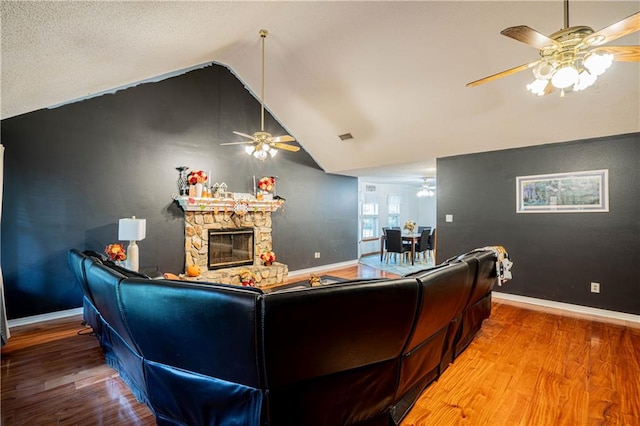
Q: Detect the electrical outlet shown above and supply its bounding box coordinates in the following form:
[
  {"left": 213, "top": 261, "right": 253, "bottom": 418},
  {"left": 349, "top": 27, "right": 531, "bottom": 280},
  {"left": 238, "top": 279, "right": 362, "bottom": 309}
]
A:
[
  {"left": 314, "top": 252, "right": 321, "bottom": 258},
  {"left": 590, "top": 282, "right": 600, "bottom": 293}
]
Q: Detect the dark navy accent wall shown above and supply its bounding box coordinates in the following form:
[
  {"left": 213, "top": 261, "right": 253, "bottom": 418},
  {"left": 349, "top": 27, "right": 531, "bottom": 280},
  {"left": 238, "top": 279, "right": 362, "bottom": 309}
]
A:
[
  {"left": 1, "top": 64, "right": 358, "bottom": 319},
  {"left": 436, "top": 133, "right": 640, "bottom": 315}
]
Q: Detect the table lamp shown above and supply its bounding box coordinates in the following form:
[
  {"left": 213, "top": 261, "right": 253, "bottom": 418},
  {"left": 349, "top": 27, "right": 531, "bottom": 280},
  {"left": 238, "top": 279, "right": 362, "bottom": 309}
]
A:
[{"left": 118, "top": 216, "right": 146, "bottom": 272}]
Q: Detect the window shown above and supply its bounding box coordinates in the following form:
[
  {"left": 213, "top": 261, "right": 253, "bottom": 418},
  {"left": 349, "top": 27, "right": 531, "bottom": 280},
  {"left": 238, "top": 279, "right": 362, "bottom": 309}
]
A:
[
  {"left": 387, "top": 194, "right": 401, "bottom": 228},
  {"left": 362, "top": 203, "right": 379, "bottom": 216},
  {"left": 361, "top": 202, "right": 379, "bottom": 238}
]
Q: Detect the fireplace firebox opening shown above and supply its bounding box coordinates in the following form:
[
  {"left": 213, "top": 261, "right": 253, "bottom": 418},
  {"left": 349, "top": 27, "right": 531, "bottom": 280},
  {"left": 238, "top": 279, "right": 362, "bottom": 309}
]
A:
[{"left": 208, "top": 228, "right": 255, "bottom": 270}]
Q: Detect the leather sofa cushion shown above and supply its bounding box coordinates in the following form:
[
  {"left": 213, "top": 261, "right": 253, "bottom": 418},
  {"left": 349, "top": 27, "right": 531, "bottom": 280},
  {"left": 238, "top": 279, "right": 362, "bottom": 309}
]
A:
[{"left": 119, "top": 278, "right": 265, "bottom": 388}]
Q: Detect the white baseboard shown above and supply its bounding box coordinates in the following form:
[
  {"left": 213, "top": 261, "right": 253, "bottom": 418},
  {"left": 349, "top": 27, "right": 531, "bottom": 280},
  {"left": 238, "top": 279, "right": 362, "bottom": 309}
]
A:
[
  {"left": 493, "top": 291, "right": 640, "bottom": 324},
  {"left": 287, "top": 260, "right": 359, "bottom": 278},
  {"left": 8, "top": 307, "right": 83, "bottom": 328}
]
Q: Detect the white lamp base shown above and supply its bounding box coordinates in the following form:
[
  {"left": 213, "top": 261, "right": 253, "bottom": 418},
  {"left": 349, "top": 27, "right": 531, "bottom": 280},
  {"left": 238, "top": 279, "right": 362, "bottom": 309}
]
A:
[{"left": 126, "top": 240, "right": 139, "bottom": 272}]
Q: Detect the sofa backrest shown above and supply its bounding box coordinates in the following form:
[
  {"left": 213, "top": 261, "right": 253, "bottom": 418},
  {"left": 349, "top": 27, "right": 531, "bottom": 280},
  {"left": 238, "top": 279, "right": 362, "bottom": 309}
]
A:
[
  {"left": 456, "top": 250, "right": 498, "bottom": 307},
  {"left": 85, "top": 261, "right": 138, "bottom": 352},
  {"left": 262, "top": 278, "right": 420, "bottom": 387},
  {"left": 119, "top": 278, "right": 265, "bottom": 389},
  {"left": 403, "top": 262, "right": 472, "bottom": 353},
  {"left": 68, "top": 249, "right": 106, "bottom": 333},
  {"left": 261, "top": 278, "right": 420, "bottom": 425},
  {"left": 68, "top": 249, "right": 94, "bottom": 302}
]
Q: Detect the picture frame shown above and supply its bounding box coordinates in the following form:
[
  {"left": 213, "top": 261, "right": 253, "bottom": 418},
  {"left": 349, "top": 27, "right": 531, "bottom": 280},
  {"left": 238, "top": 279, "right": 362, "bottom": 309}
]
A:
[{"left": 516, "top": 169, "right": 609, "bottom": 213}]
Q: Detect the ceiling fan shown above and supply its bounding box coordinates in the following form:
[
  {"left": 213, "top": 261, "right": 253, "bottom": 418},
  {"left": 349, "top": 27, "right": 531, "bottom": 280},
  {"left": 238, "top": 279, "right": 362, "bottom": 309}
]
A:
[
  {"left": 221, "top": 29, "right": 300, "bottom": 159},
  {"left": 467, "top": 1, "right": 640, "bottom": 96}
]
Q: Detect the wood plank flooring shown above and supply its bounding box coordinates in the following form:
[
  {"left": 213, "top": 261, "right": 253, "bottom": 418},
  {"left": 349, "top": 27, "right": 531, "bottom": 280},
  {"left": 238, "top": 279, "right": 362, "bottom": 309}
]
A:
[{"left": 2, "top": 264, "right": 639, "bottom": 425}]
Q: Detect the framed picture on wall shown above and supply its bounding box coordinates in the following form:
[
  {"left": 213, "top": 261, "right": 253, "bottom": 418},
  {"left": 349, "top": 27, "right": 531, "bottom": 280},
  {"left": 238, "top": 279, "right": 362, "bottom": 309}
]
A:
[{"left": 516, "top": 169, "right": 609, "bottom": 213}]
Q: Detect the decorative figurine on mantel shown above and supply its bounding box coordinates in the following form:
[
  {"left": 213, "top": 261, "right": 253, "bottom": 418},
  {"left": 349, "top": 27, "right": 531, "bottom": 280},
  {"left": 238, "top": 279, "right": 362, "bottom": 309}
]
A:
[
  {"left": 210, "top": 183, "right": 220, "bottom": 198},
  {"left": 176, "top": 166, "right": 189, "bottom": 196},
  {"left": 218, "top": 182, "right": 229, "bottom": 198}
]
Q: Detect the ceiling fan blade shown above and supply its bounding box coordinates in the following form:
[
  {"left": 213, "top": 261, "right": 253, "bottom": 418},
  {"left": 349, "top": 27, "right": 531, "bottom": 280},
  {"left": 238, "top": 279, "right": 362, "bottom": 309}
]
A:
[
  {"left": 232, "top": 131, "right": 256, "bottom": 140},
  {"left": 467, "top": 60, "right": 540, "bottom": 88},
  {"left": 270, "top": 135, "right": 295, "bottom": 143},
  {"left": 500, "top": 26, "right": 561, "bottom": 50},
  {"left": 271, "top": 142, "right": 300, "bottom": 152},
  {"left": 585, "top": 11, "right": 640, "bottom": 46},
  {"left": 220, "top": 141, "right": 255, "bottom": 146},
  {"left": 596, "top": 45, "right": 640, "bottom": 62}
]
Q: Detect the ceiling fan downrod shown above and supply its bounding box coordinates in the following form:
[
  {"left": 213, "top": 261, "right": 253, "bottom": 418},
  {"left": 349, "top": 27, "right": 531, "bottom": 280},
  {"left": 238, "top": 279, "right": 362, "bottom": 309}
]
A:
[
  {"left": 220, "top": 28, "right": 299, "bottom": 157},
  {"left": 260, "top": 29, "right": 268, "bottom": 133}
]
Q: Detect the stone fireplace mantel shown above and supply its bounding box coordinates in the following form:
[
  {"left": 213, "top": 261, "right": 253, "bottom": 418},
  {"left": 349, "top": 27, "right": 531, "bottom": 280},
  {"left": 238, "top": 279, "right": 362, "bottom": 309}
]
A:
[
  {"left": 174, "top": 195, "right": 288, "bottom": 287},
  {"left": 173, "top": 196, "right": 283, "bottom": 213}
]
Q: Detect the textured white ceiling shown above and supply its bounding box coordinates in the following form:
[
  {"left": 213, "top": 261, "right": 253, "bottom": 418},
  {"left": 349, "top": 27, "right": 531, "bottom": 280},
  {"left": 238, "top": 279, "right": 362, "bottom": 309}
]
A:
[{"left": 2, "top": 1, "right": 639, "bottom": 185}]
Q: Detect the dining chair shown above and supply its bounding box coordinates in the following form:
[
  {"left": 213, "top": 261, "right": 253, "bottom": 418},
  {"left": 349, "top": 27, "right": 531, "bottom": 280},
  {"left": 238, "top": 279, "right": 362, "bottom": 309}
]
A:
[
  {"left": 430, "top": 228, "right": 437, "bottom": 261},
  {"left": 416, "top": 228, "right": 432, "bottom": 263},
  {"left": 385, "top": 229, "right": 410, "bottom": 264},
  {"left": 424, "top": 228, "right": 436, "bottom": 262},
  {"left": 417, "top": 226, "right": 431, "bottom": 235},
  {"left": 381, "top": 227, "right": 390, "bottom": 261}
]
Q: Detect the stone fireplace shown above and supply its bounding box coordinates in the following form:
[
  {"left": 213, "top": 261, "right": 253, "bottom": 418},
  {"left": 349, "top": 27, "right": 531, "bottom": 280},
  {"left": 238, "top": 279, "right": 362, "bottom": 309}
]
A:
[{"left": 176, "top": 197, "right": 288, "bottom": 287}]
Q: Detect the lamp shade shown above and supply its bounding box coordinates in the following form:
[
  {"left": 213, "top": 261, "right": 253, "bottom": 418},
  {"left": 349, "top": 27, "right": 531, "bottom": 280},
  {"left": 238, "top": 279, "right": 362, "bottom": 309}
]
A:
[{"left": 118, "top": 217, "right": 146, "bottom": 241}]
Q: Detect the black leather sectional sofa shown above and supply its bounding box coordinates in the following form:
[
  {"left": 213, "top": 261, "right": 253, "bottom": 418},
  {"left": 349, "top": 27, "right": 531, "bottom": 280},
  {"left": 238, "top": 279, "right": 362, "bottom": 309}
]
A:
[{"left": 68, "top": 247, "right": 510, "bottom": 426}]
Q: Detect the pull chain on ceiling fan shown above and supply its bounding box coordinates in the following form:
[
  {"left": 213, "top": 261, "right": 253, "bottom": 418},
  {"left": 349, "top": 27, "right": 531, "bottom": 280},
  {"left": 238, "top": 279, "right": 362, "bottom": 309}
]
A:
[
  {"left": 221, "top": 29, "right": 300, "bottom": 159},
  {"left": 467, "top": 0, "right": 640, "bottom": 96}
]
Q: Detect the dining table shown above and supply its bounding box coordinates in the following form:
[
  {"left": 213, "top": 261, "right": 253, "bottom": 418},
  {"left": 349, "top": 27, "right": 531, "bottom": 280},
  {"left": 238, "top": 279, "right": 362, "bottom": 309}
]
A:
[{"left": 379, "top": 232, "right": 421, "bottom": 265}]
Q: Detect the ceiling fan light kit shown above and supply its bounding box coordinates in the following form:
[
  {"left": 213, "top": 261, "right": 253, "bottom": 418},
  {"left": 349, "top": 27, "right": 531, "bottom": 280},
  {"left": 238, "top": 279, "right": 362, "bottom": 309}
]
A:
[
  {"left": 245, "top": 140, "right": 278, "bottom": 160},
  {"left": 417, "top": 178, "right": 436, "bottom": 197},
  {"left": 467, "top": 1, "right": 639, "bottom": 97},
  {"left": 527, "top": 43, "right": 615, "bottom": 95},
  {"left": 220, "top": 29, "right": 300, "bottom": 160}
]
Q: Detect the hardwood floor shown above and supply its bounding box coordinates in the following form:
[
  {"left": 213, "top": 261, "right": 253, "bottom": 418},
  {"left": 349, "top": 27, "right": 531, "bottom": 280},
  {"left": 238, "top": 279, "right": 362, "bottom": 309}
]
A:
[{"left": 2, "top": 264, "right": 639, "bottom": 425}]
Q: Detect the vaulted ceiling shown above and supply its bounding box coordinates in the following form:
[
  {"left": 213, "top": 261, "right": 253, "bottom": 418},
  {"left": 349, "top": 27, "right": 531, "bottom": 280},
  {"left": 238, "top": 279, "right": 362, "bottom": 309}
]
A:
[{"left": 2, "top": 1, "right": 638, "bottom": 184}]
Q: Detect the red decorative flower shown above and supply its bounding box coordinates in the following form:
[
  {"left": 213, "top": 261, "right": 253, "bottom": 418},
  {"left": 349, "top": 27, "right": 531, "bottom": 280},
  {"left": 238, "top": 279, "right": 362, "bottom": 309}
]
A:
[
  {"left": 258, "top": 176, "right": 275, "bottom": 192},
  {"left": 187, "top": 170, "right": 208, "bottom": 185},
  {"left": 260, "top": 250, "right": 276, "bottom": 263},
  {"left": 239, "top": 269, "right": 256, "bottom": 287},
  {"left": 105, "top": 243, "right": 127, "bottom": 261}
]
